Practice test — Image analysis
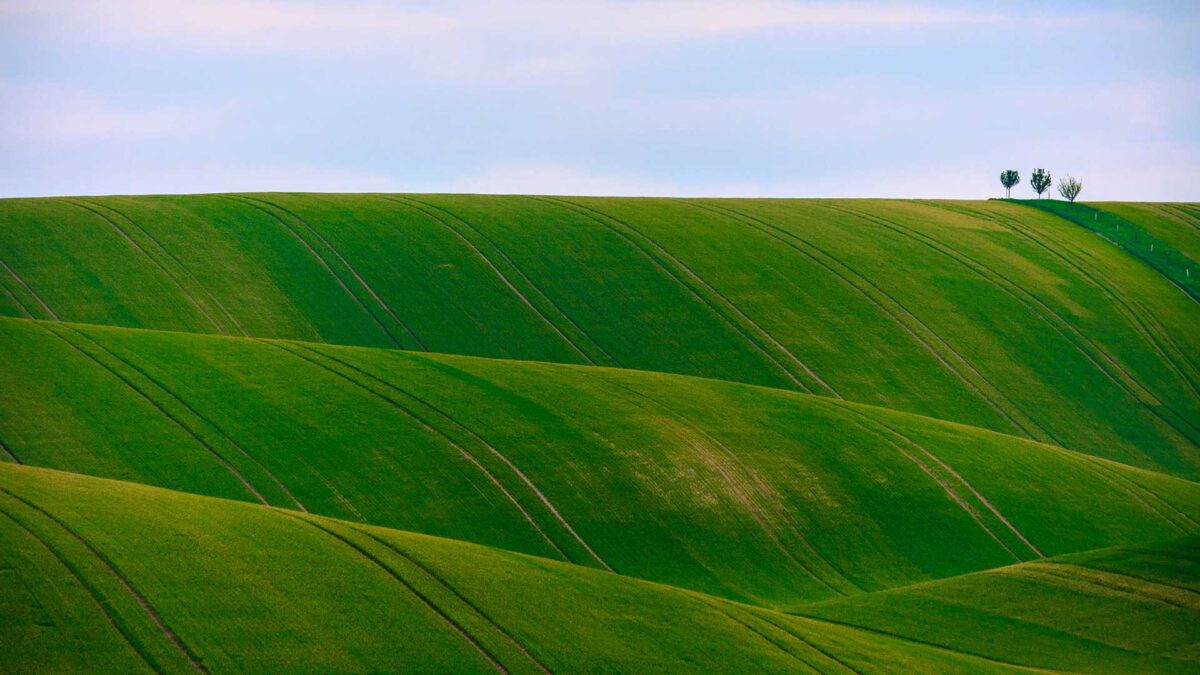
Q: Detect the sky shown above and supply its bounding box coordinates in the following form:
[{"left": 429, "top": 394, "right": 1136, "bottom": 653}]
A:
[{"left": 1, "top": 0, "right": 1197, "bottom": 199}]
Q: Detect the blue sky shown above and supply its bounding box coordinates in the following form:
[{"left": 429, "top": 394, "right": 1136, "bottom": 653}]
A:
[{"left": 2, "top": 0, "right": 1197, "bottom": 199}]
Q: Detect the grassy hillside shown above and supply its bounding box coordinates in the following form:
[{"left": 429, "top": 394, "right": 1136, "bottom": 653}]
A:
[
  {"left": 4, "top": 462, "right": 1197, "bottom": 673},
  {"left": 799, "top": 536, "right": 1200, "bottom": 673},
  {"left": 3, "top": 462, "right": 1024, "bottom": 674},
  {"left": 1, "top": 195, "right": 1197, "bottom": 476},
  {"left": 1024, "top": 200, "right": 1200, "bottom": 301},
  {"left": 2, "top": 317, "right": 1197, "bottom": 609}
]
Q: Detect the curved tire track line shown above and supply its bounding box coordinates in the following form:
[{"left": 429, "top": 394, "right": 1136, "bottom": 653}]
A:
[
  {"left": 1071, "top": 562, "right": 1200, "bottom": 598},
  {"left": 1085, "top": 458, "right": 1199, "bottom": 530},
  {"left": 941, "top": 201, "right": 1200, "bottom": 404},
  {"left": 398, "top": 195, "right": 621, "bottom": 366},
  {"left": 587, "top": 371, "right": 858, "bottom": 595},
  {"left": 250, "top": 194, "right": 426, "bottom": 350},
  {"left": 0, "top": 436, "right": 21, "bottom": 464},
  {"left": 1023, "top": 564, "right": 1194, "bottom": 610},
  {"left": 533, "top": 195, "right": 827, "bottom": 396},
  {"left": 38, "top": 324, "right": 269, "bottom": 506},
  {"left": 690, "top": 595, "right": 825, "bottom": 673},
  {"left": 63, "top": 326, "right": 307, "bottom": 513},
  {"left": 0, "top": 505, "right": 158, "bottom": 674},
  {"left": 380, "top": 195, "right": 614, "bottom": 367},
  {"left": 0, "top": 256, "right": 58, "bottom": 320},
  {"left": 304, "top": 343, "right": 613, "bottom": 572},
  {"left": 696, "top": 200, "right": 1052, "bottom": 443},
  {"left": 282, "top": 514, "right": 506, "bottom": 673},
  {"left": 78, "top": 198, "right": 248, "bottom": 337},
  {"left": 349, "top": 525, "right": 552, "bottom": 674},
  {"left": 848, "top": 416, "right": 1022, "bottom": 562},
  {"left": 257, "top": 339, "right": 573, "bottom": 564},
  {"left": 64, "top": 199, "right": 229, "bottom": 336},
  {"left": 1072, "top": 457, "right": 1191, "bottom": 534},
  {"left": 222, "top": 195, "right": 404, "bottom": 349},
  {"left": 0, "top": 282, "right": 34, "bottom": 318},
  {"left": 831, "top": 204, "right": 1200, "bottom": 449},
  {"left": 0, "top": 487, "right": 208, "bottom": 673},
  {"left": 754, "top": 612, "right": 861, "bottom": 675},
  {"left": 788, "top": 613, "right": 1061, "bottom": 673},
  {"left": 845, "top": 406, "right": 1042, "bottom": 559}
]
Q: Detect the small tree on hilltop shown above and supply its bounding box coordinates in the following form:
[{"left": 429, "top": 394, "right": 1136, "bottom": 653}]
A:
[
  {"left": 1030, "top": 168, "right": 1052, "bottom": 199},
  {"left": 1058, "top": 175, "right": 1082, "bottom": 203},
  {"left": 1000, "top": 170, "right": 1020, "bottom": 198}
]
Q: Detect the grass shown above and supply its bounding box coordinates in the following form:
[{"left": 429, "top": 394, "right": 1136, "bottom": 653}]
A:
[
  {"left": 1, "top": 193, "right": 1198, "bottom": 671},
  {"left": 798, "top": 536, "right": 1200, "bottom": 673},
  {"left": 1020, "top": 199, "right": 1200, "bottom": 301},
  {"left": 1, "top": 195, "right": 1197, "bottom": 478},
  {"left": 2, "top": 461, "right": 1195, "bottom": 673},
  {"left": 1, "top": 317, "right": 1197, "bottom": 610}
]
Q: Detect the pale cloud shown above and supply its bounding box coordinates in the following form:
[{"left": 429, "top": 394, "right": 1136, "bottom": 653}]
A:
[{"left": 0, "top": 83, "right": 218, "bottom": 142}]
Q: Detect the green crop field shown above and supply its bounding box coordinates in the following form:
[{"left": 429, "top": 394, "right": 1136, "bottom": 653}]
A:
[{"left": 1, "top": 194, "right": 1197, "bottom": 672}]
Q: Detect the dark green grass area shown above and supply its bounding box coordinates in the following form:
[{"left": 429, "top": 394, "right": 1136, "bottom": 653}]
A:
[
  {"left": 1, "top": 462, "right": 1037, "bottom": 674},
  {"left": 798, "top": 536, "right": 1200, "bottom": 673},
  {"left": 2, "top": 317, "right": 1197, "bottom": 609},
  {"left": 1, "top": 195, "right": 1197, "bottom": 476},
  {"left": 1020, "top": 199, "right": 1200, "bottom": 301}
]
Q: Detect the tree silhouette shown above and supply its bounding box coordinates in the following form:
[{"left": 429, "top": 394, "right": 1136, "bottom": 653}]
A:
[
  {"left": 1030, "top": 168, "right": 1052, "bottom": 199},
  {"left": 1058, "top": 175, "right": 1082, "bottom": 203},
  {"left": 1000, "top": 170, "right": 1020, "bottom": 198}
]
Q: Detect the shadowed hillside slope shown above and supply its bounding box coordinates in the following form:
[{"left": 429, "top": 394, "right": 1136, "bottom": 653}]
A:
[
  {"left": 2, "top": 317, "right": 1197, "bottom": 608},
  {"left": 798, "top": 536, "right": 1200, "bottom": 673},
  {"left": 1, "top": 195, "right": 1196, "bottom": 477}
]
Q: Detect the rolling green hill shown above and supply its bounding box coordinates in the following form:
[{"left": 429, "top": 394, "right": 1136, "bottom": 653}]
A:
[
  {"left": 1, "top": 195, "right": 1197, "bottom": 477},
  {"left": 2, "top": 317, "right": 1197, "bottom": 609},
  {"left": 2, "top": 194, "right": 1198, "bottom": 672},
  {"left": 2, "top": 461, "right": 1196, "bottom": 673}
]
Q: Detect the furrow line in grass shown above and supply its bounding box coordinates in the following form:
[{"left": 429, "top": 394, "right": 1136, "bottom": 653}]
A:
[
  {"left": 0, "top": 504, "right": 160, "bottom": 674},
  {"left": 39, "top": 324, "right": 269, "bottom": 506},
  {"left": 1070, "top": 563, "right": 1200, "bottom": 598},
  {"left": 258, "top": 339, "right": 574, "bottom": 564},
  {"left": 65, "top": 199, "right": 229, "bottom": 336},
  {"left": 249, "top": 194, "right": 427, "bottom": 350},
  {"left": 0, "top": 282, "right": 33, "bottom": 318},
  {"left": 1025, "top": 564, "right": 1196, "bottom": 610},
  {"left": 753, "top": 612, "right": 861, "bottom": 675},
  {"left": 380, "top": 195, "right": 613, "bottom": 367},
  {"left": 0, "top": 487, "right": 209, "bottom": 673},
  {"left": 79, "top": 199, "right": 248, "bottom": 337},
  {"left": 847, "top": 406, "right": 1043, "bottom": 558},
  {"left": 62, "top": 326, "right": 307, "bottom": 513},
  {"left": 787, "top": 613, "right": 1059, "bottom": 673},
  {"left": 533, "top": 195, "right": 829, "bottom": 396},
  {"left": 695, "top": 199, "right": 1050, "bottom": 443},
  {"left": 588, "top": 371, "right": 859, "bottom": 594},
  {"left": 941, "top": 201, "right": 1200, "bottom": 402},
  {"left": 0, "top": 255, "right": 58, "bottom": 320},
  {"left": 1073, "top": 457, "right": 1191, "bottom": 534},
  {"left": 558, "top": 196, "right": 841, "bottom": 397},
  {"left": 349, "top": 525, "right": 553, "bottom": 674},
  {"left": 838, "top": 408, "right": 1027, "bottom": 562},
  {"left": 282, "top": 514, "right": 507, "bottom": 674},
  {"left": 0, "top": 436, "right": 21, "bottom": 464},
  {"left": 882, "top": 202, "right": 1200, "bottom": 443},
  {"left": 690, "top": 596, "right": 825, "bottom": 673},
  {"left": 1088, "top": 459, "right": 1200, "bottom": 530},
  {"left": 301, "top": 342, "right": 613, "bottom": 572},
  {"left": 1161, "top": 203, "right": 1200, "bottom": 233},
  {"left": 831, "top": 204, "right": 1200, "bottom": 449},
  {"left": 398, "top": 195, "right": 622, "bottom": 366},
  {"left": 222, "top": 195, "right": 406, "bottom": 349}
]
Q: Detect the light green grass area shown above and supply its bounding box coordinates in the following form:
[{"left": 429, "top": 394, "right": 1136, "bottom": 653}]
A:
[
  {"left": 2, "top": 317, "right": 1197, "bottom": 609},
  {"left": 4, "top": 461, "right": 1196, "bottom": 674},
  {"left": 799, "top": 536, "right": 1200, "bottom": 673},
  {"left": 1, "top": 195, "right": 1196, "bottom": 476}
]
